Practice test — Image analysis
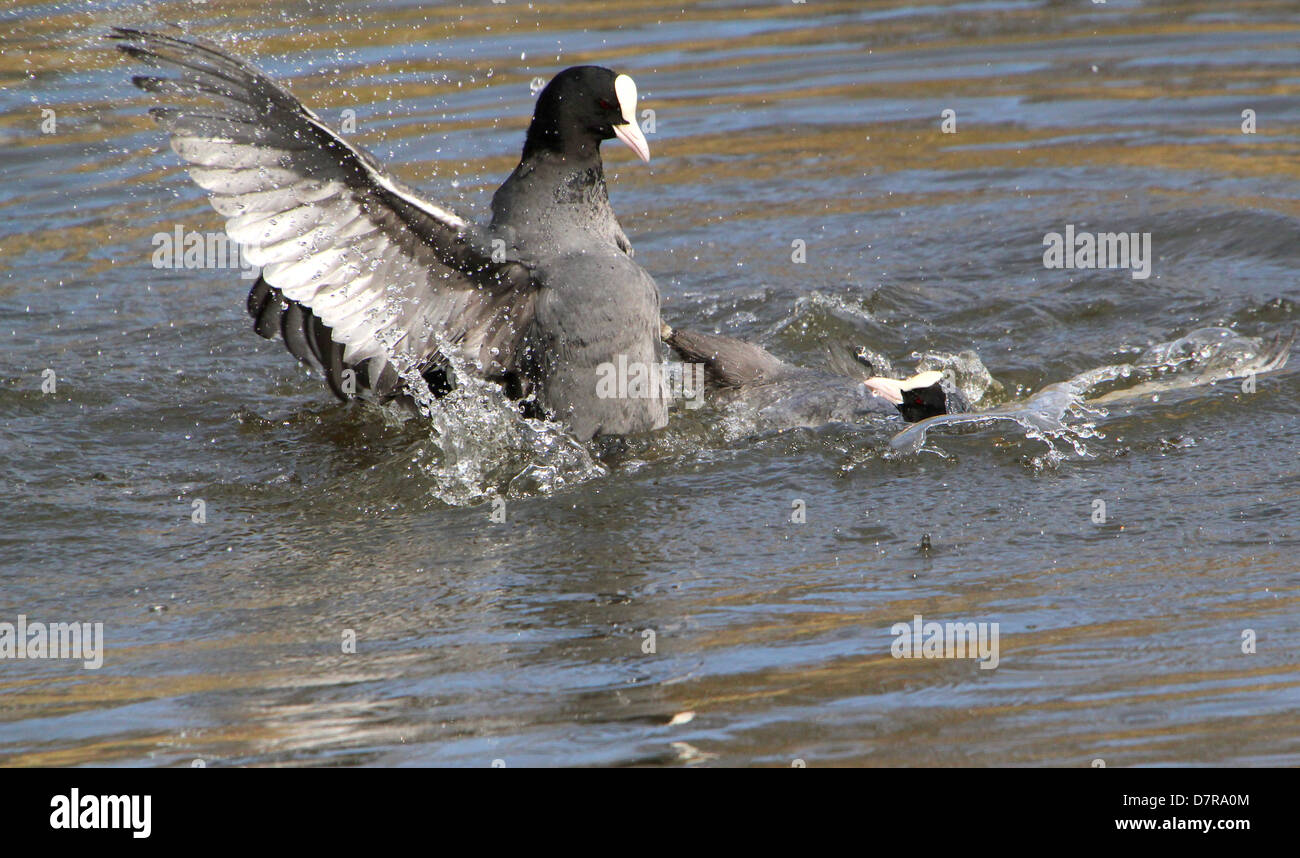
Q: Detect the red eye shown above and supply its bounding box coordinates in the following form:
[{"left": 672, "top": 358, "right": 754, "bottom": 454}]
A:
[
  {"left": 914, "top": 396, "right": 923, "bottom": 405},
  {"left": 598, "top": 98, "right": 615, "bottom": 111}
]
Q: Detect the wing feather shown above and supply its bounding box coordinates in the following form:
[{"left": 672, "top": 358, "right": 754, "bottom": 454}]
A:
[{"left": 114, "top": 27, "right": 535, "bottom": 397}]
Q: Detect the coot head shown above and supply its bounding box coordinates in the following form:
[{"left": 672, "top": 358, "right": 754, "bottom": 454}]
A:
[{"left": 524, "top": 66, "right": 650, "bottom": 163}]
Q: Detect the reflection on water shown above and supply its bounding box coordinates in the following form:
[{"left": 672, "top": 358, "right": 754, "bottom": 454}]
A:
[{"left": 1, "top": 0, "right": 1298, "bottom": 766}]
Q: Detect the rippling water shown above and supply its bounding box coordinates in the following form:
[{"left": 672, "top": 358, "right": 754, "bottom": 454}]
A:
[{"left": 2, "top": 0, "right": 1298, "bottom": 766}]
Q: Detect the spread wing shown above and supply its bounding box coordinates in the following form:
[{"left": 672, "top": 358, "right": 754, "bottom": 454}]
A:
[{"left": 112, "top": 27, "right": 535, "bottom": 398}]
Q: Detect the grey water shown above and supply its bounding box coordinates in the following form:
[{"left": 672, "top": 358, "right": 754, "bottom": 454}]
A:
[{"left": 1, "top": 0, "right": 1297, "bottom": 766}]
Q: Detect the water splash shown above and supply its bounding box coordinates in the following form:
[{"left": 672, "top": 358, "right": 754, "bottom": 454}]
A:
[
  {"left": 885, "top": 377, "right": 1106, "bottom": 464},
  {"left": 888, "top": 327, "right": 1292, "bottom": 463},
  {"left": 913, "top": 348, "right": 1005, "bottom": 406},
  {"left": 1091, "top": 327, "right": 1292, "bottom": 402},
  {"left": 387, "top": 337, "right": 605, "bottom": 507}
]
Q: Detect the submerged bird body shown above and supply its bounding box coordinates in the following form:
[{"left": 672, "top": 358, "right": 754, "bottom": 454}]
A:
[
  {"left": 115, "top": 31, "right": 663, "bottom": 440},
  {"left": 716, "top": 367, "right": 897, "bottom": 428},
  {"left": 664, "top": 326, "right": 968, "bottom": 429}
]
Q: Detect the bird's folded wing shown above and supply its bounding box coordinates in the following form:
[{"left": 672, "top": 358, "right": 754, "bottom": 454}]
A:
[{"left": 112, "top": 27, "right": 534, "bottom": 396}]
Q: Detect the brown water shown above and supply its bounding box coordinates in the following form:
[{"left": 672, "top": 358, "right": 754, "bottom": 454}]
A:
[{"left": 1, "top": 0, "right": 1298, "bottom": 766}]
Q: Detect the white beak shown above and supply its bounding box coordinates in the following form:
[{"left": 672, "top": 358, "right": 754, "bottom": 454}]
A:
[
  {"left": 613, "top": 73, "right": 650, "bottom": 163},
  {"left": 862, "top": 377, "right": 905, "bottom": 405}
]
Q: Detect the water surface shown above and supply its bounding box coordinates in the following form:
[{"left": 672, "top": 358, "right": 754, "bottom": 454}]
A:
[{"left": 1, "top": 0, "right": 1298, "bottom": 766}]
